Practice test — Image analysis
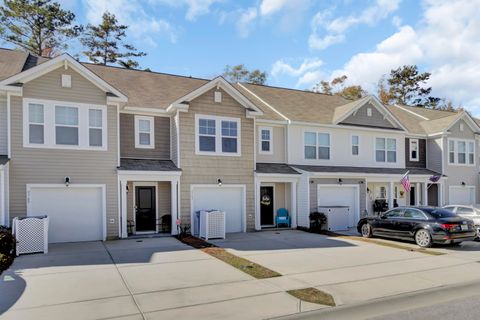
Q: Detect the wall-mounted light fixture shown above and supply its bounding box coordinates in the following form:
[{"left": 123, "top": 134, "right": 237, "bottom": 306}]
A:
[
  {"left": 338, "top": 178, "right": 343, "bottom": 185},
  {"left": 217, "top": 178, "right": 222, "bottom": 187},
  {"left": 461, "top": 181, "right": 466, "bottom": 186},
  {"left": 359, "top": 180, "right": 364, "bottom": 184},
  {"left": 64, "top": 176, "right": 70, "bottom": 187},
  {"left": 126, "top": 185, "right": 129, "bottom": 193}
]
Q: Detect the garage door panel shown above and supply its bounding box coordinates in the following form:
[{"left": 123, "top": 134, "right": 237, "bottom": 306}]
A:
[
  {"left": 28, "top": 186, "right": 104, "bottom": 243},
  {"left": 317, "top": 186, "right": 358, "bottom": 227},
  {"left": 192, "top": 186, "right": 244, "bottom": 233},
  {"left": 449, "top": 186, "right": 475, "bottom": 205}
]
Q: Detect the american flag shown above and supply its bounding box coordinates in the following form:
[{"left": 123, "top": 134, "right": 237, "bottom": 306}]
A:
[{"left": 400, "top": 171, "right": 411, "bottom": 192}]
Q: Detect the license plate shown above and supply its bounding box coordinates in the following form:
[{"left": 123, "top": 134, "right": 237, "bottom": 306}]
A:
[{"left": 461, "top": 225, "right": 468, "bottom": 231}]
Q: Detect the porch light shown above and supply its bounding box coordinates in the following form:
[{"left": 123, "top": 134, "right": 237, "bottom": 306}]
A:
[
  {"left": 461, "top": 181, "right": 466, "bottom": 186},
  {"left": 217, "top": 178, "right": 222, "bottom": 186},
  {"left": 64, "top": 176, "right": 70, "bottom": 187},
  {"left": 338, "top": 178, "right": 343, "bottom": 185}
]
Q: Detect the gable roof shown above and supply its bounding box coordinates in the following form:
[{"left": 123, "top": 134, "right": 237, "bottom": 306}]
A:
[{"left": 0, "top": 48, "right": 29, "bottom": 81}]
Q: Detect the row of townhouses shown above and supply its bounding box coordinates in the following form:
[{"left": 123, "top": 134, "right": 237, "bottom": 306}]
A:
[{"left": 0, "top": 48, "right": 478, "bottom": 243}]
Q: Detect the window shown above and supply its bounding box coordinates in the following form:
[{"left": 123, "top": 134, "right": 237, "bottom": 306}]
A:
[
  {"left": 89, "top": 109, "right": 103, "bottom": 147},
  {"left": 55, "top": 106, "right": 79, "bottom": 145},
  {"left": 457, "top": 207, "right": 475, "bottom": 215},
  {"left": 384, "top": 208, "right": 403, "bottom": 218},
  {"left": 448, "top": 139, "right": 475, "bottom": 165},
  {"left": 28, "top": 103, "right": 44, "bottom": 144},
  {"left": 304, "top": 132, "right": 330, "bottom": 160},
  {"left": 259, "top": 127, "right": 272, "bottom": 154},
  {"left": 409, "top": 139, "right": 419, "bottom": 161},
  {"left": 376, "top": 138, "right": 396, "bottom": 163},
  {"left": 135, "top": 116, "right": 154, "bottom": 149},
  {"left": 195, "top": 115, "right": 241, "bottom": 156},
  {"left": 351, "top": 135, "right": 359, "bottom": 156},
  {"left": 403, "top": 208, "right": 426, "bottom": 220}
]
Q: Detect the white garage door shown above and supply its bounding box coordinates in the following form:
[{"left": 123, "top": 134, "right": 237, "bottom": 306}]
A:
[
  {"left": 449, "top": 186, "right": 475, "bottom": 205},
  {"left": 317, "top": 185, "right": 359, "bottom": 227},
  {"left": 27, "top": 185, "right": 105, "bottom": 243},
  {"left": 192, "top": 186, "right": 244, "bottom": 233}
]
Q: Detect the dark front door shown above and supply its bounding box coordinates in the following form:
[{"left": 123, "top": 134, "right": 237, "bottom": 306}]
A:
[
  {"left": 260, "top": 186, "right": 274, "bottom": 226},
  {"left": 428, "top": 184, "right": 438, "bottom": 206},
  {"left": 135, "top": 186, "right": 156, "bottom": 232},
  {"left": 409, "top": 186, "right": 416, "bottom": 206}
]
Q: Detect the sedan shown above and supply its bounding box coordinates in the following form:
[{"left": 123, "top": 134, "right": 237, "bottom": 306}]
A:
[
  {"left": 357, "top": 207, "right": 476, "bottom": 247},
  {"left": 443, "top": 205, "right": 480, "bottom": 239}
]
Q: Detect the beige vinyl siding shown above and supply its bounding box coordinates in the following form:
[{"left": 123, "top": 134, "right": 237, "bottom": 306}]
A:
[
  {"left": 340, "top": 103, "right": 395, "bottom": 129},
  {"left": 256, "top": 125, "right": 286, "bottom": 163},
  {"left": 9, "top": 66, "right": 119, "bottom": 238},
  {"left": 171, "top": 114, "right": 179, "bottom": 166},
  {"left": 179, "top": 88, "right": 255, "bottom": 230},
  {"left": 0, "top": 97, "right": 7, "bottom": 155},
  {"left": 119, "top": 113, "right": 171, "bottom": 159}
]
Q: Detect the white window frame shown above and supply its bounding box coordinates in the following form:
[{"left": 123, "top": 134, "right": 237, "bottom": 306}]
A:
[
  {"left": 88, "top": 109, "right": 103, "bottom": 147},
  {"left": 135, "top": 115, "right": 155, "bottom": 149},
  {"left": 409, "top": 138, "right": 419, "bottom": 161},
  {"left": 448, "top": 138, "right": 475, "bottom": 166},
  {"left": 351, "top": 135, "right": 359, "bottom": 156},
  {"left": 375, "top": 137, "right": 397, "bottom": 163},
  {"left": 195, "top": 114, "right": 241, "bottom": 156},
  {"left": 55, "top": 105, "right": 79, "bottom": 146},
  {"left": 259, "top": 126, "right": 273, "bottom": 155},
  {"left": 303, "top": 130, "right": 331, "bottom": 161},
  {"left": 23, "top": 98, "right": 107, "bottom": 151},
  {"left": 27, "top": 102, "right": 45, "bottom": 145}
]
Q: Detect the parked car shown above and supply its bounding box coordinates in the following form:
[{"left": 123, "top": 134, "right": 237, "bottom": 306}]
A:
[
  {"left": 443, "top": 205, "right": 480, "bottom": 240},
  {"left": 357, "top": 207, "right": 476, "bottom": 247}
]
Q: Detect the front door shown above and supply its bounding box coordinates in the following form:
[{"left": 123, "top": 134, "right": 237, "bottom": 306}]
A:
[
  {"left": 409, "top": 186, "right": 416, "bottom": 206},
  {"left": 260, "top": 186, "right": 274, "bottom": 226},
  {"left": 135, "top": 186, "right": 156, "bottom": 232}
]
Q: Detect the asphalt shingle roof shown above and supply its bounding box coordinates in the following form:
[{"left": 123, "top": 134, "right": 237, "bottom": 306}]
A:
[
  {"left": 292, "top": 165, "right": 442, "bottom": 176},
  {"left": 118, "top": 158, "right": 181, "bottom": 171},
  {"left": 0, "top": 155, "right": 9, "bottom": 165},
  {"left": 256, "top": 163, "right": 300, "bottom": 175}
]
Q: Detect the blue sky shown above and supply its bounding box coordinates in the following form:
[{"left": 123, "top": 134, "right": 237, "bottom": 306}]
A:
[{"left": 7, "top": 1, "right": 480, "bottom": 113}]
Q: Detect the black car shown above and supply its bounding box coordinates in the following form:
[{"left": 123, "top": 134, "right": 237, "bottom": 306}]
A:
[{"left": 357, "top": 207, "right": 476, "bottom": 247}]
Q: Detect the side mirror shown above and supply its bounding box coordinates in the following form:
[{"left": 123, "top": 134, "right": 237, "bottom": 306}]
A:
[{"left": 380, "top": 214, "right": 387, "bottom": 219}]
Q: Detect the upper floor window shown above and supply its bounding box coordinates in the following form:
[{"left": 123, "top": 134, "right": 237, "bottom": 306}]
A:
[
  {"left": 259, "top": 127, "right": 273, "bottom": 154},
  {"left": 23, "top": 99, "right": 107, "bottom": 150},
  {"left": 135, "top": 116, "right": 154, "bottom": 149},
  {"left": 196, "top": 115, "right": 241, "bottom": 156},
  {"left": 304, "top": 132, "right": 330, "bottom": 160},
  {"left": 376, "top": 137, "right": 396, "bottom": 163},
  {"left": 351, "top": 135, "right": 359, "bottom": 156},
  {"left": 448, "top": 139, "right": 475, "bottom": 165},
  {"left": 409, "top": 139, "right": 419, "bottom": 161}
]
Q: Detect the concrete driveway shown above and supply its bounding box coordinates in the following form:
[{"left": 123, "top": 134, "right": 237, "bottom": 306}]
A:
[{"left": 1, "top": 231, "right": 480, "bottom": 320}]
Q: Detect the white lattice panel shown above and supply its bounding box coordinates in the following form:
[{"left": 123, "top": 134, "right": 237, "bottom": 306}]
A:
[
  {"left": 13, "top": 216, "right": 49, "bottom": 255},
  {"left": 199, "top": 210, "right": 225, "bottom": 240}
]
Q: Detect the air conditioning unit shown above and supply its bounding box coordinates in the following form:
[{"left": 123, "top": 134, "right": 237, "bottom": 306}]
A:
[
  {"left": 12, "top": 216, "right": 49, "bottom": 255},
  {"left": 199, "top": 210, "right": 226, "bottom": 240}
]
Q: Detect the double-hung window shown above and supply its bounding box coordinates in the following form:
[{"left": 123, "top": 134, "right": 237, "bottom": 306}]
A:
[
  {"left": 55, "top": 106, "right": 79, "bottom": 145},
  {"left": 135, "top": 116, "right": 154, "bottom": 149},
  {"left": 196, "top": 115, "right": 241, "bottom": 156},
  {"left": 89, "top": 109, "right": 103, "bottom": 147},
  {"left": 259, "top": 127, "right": 272, "bottom": 154},
  {"left": 409, "top": 139, "right": 419, "bottom": 161},
  {"left": 351, "top": 135, "right": 359, "bottom": 156},
  {"left": 28, "top": 103, "right": 44, "bottom": 144},
  {"left": 448, "top": 139, "right": 475, "bottom": 165},
  {"left": 304, "top": 132, "right": 330, "bottom": 160},
  {"left": 376, "top": 137, "right": 396, "bottom": 163}
]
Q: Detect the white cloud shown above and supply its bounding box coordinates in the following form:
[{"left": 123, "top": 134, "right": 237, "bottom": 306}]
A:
[
  {"left": 84, "top": 0, "right": 179, "bottom": 44},
  {"left": 309, "top": 0, "right": 401, "bottom": 50},
  {"left": 156, "top": 0, "right": 223, "bottom": 21},
  {"left": 271, "top": 58, "right": 324, "bottom": 88},
  {"left": 329, "top": 0, "right": 480, "bottom": 113},
  {"left": 236, "top": 7, "right": 258, "bottom": 38},
  {"left": 260, "top": 0, "right": 289, "bottom": 16}
]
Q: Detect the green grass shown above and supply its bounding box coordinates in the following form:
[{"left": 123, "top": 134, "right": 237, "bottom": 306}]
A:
[{"left": 287, "top": 287, "right": 336, "bottom": 306}]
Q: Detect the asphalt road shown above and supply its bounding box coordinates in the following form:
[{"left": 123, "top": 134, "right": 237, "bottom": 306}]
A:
[{"left": 277, "top": 280, "right": 480, "bottom": 320}]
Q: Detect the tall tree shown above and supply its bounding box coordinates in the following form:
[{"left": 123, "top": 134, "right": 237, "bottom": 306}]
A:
[
  {"left": 0, "top": 0, "right": 82, "bottom": 57},
  {"left": 80, "top": 11, "right": 146, "bottom": 69},
  {"left": 312, "top": 75, "right": 366, "bottom": 100},
  {"left": 223, "top": 64, "right": 267, "bottom": 85}
]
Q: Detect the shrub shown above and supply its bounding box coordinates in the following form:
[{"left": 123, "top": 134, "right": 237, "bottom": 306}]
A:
[
  {"left": 177, "top": 223, "right": 191, "bottom": 240},
  {"left": 0, "top": 226, "right": 15, "bottom": 273},
  {"left": 309, "top": 212, "right": 327, "bottom": 232}
]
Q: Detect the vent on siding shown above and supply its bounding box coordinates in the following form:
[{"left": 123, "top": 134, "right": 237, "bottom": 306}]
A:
[
  {"left": 61, "top": 74, "right": 72, "bottom": 88},
  {"left": 214, "top": 91, "right": 222, "bottom": 103},
  {"left": 367, "top": 108, "right": 372, "bottom": 117}
]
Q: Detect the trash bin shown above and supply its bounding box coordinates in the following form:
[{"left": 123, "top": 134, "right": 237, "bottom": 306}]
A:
[{"left": 12, "top": 216, "right": 49, "bottom": 255}]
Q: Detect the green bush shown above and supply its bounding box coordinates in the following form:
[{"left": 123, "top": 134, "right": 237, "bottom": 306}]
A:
[
  {"left": 0, "top": 226, "right": 15, "bottom": 273},
  {"left": 309, "top": 212, "right": 327, "bottom": 232}
]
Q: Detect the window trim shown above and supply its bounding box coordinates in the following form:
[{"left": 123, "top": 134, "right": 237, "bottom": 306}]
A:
[
  {"left": 194, "top": 114, "right": 241, "bottom": 156},
  {"left": 409, "top": 138, "right": 419, "bottom": 162},
  {"left": 303, "top": 130, "right": 331, "bottom": 161},
  {"left": 351, "top": 134, "right": 359, "bottom": 156},
  {"left": 134, "top": 115, "right": 155, "bottom": 149},
  {"left": 375, "top": 137, "right": 397, "bottom": 163},
  {"left": 447, "top": 138, "right": 475, "bottom": 166},
  {"left": 27, "top": 102, "right": 45, "bottom": 145},
  {"left": 55, "top": 105, "right": 79, "bottom": 146},
  {"left": 22, "top": 98, "right": 107, "bottom": 151},
  {"left": 259, "top": 126, "right": 273, "bottom": 155}
]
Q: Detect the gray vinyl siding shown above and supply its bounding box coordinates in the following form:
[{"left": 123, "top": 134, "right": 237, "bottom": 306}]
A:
[
  {"left": 309, "top": 178, "right": 367, "bottom": 217},
  {"left": 0, "top": 97, "right": 7, "bottom": 155},
  {"left": 119, "top": 113, "right": 170, "bottom": 159},
  {"left": 340, "top": 103, "right": 395, "bottom": 129},
  {"left": 9, "top": 66, "right": 119, "bottom": 238},
  {"left": 427, "top": 138, "right": 442, "bottom": 173},
  {"left": 405, "top": 138, "right": 426, "bottom": 168},
  {"left": 179, "top": 88, "right": 255, "bottom": 230},
  {"left": 256, "top": 125, "right": 286, "bottom": 163}
]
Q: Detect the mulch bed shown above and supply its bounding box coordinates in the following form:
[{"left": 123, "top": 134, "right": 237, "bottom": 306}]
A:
[{"left": 287, "top": 287, "right": 336, "bottom": 306}]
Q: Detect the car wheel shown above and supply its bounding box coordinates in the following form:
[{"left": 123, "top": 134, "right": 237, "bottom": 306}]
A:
[
  {"left": 360, "top": 223, "right": 373, "bottom": 238},
  {"left": 415, "top": 229, "right": 432, "bottom": 248}
]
